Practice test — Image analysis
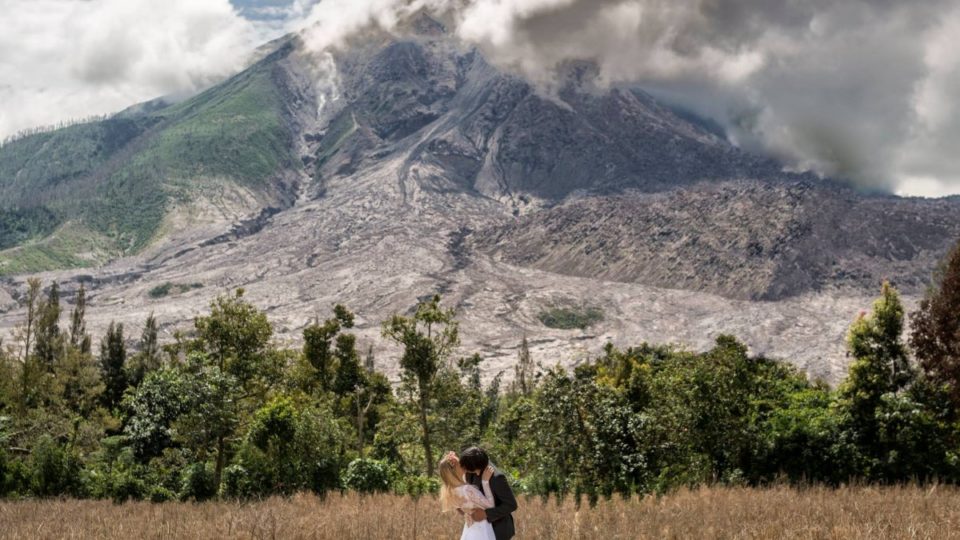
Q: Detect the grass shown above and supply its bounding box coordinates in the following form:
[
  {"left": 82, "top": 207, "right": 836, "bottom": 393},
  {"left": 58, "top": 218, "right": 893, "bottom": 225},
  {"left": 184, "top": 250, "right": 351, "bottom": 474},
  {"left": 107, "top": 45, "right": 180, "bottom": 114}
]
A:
[
  {"left": 1, "top": 485, "right": 957, "bottom": 539},
  {"left": 0, "top": 222, "right": 114, "bottom": 276},
  {"left": 148, "top": 282, "right": 204, "bottom": 299},
  {"left": 538, "top": 305, "right": 604, "bottom": 330}
]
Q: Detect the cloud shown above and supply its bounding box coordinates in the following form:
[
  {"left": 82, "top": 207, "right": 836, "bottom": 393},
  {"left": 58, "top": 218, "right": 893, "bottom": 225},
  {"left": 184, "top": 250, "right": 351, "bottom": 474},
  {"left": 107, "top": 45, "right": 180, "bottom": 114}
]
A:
[
  {"left": 295, "top": 0, "right": 960, "bottom": 196},
  {"left": 3, "top": 0, "right": 959, "bottom": 197},
  {"left": 0, "top": 0, "right": 269, "bottom": 139}
]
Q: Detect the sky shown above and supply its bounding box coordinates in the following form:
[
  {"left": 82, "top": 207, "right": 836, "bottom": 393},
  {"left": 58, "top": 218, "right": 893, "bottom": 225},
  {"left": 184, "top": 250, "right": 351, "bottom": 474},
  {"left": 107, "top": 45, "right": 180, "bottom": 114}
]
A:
[{"left": 1, "top": 0, "right": 959, "bottom": 197}]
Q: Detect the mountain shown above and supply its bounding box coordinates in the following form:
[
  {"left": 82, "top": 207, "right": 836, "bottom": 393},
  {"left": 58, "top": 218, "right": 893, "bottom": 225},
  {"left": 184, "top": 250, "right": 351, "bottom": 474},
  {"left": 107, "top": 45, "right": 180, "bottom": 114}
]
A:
[
  {"left": 1, "top": 15, "right": 958, "bottom": 383},
  {"left": 474, "top": 180, "right": 960, "bottom": 301}
]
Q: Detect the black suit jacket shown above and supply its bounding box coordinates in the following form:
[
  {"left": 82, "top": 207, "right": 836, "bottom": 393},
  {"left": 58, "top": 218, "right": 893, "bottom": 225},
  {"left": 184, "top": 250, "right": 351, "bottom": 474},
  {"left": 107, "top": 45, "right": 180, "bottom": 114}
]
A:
[{"left": 467, "top": 467, "right": 517, "bottom": 540}]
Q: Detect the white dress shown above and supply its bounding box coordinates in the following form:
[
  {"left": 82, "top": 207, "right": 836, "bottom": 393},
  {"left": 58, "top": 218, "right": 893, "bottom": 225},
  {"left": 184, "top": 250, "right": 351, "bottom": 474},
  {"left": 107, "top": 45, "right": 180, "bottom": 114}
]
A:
[{"left": 455, "top": 480, "right": 497, "bottom": 540}]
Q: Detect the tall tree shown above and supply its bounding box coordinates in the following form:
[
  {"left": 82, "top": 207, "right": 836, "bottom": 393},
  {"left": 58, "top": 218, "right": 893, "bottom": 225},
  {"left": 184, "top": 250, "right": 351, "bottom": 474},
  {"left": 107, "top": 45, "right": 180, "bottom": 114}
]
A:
[
  {"left": 381, "top": 294, "right": 459, "bottom": 475},
  {"left": 34, "top": 281, "right": 63, "bottom": 370},
  {"left": 911, "top": 241, "right": 960, "bottom": 405},
  {"left": 514, "top": 335, "right": 534, "bottom": 395},
  {"left": 128, "top": 313, "right": 161, "bottom": 387},
  {"left": 68, "top": 283, "right": 91, "bottom": 355},
  {"left": 839, "top": 282, "right": 911, "bottom": 450},
  {"left": 332, "top": 333, "right": 364, "bottom": 396},
  {"left": 99, "top": 322, "right": 127, "bottom": 409},
  {"left": 364, "top": 344, "right": 376, "bottom": 373},
  {"left": 303, "top": 305, "right": 353, "bottom": 391},
  {"left": 17, "top": 278, "right": 42, "bottom": 363},
  {"left": 192, "top": 289, "right": 274, "bottom": 489}
]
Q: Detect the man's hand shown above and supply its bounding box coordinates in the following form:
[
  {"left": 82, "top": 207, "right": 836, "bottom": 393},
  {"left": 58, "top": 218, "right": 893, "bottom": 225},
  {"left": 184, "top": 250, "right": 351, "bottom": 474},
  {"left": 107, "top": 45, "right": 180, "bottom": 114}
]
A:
[{"left": 470, "top": 508, "right": 486, "bottom": 522}]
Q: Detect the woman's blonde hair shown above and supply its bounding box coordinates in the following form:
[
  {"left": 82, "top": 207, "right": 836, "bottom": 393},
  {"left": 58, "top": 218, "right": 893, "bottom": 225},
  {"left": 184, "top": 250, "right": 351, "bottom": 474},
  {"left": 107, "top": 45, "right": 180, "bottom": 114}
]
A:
[{"left": 438, "top": 455, "right": 465, "bottom": 513}]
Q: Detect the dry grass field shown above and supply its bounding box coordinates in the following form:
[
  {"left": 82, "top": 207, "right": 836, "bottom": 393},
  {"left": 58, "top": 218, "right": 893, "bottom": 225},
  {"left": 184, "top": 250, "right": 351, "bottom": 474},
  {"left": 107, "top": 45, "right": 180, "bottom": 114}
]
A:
[{"left": 2, "top": 485, "right": 959, "bottom": 539}]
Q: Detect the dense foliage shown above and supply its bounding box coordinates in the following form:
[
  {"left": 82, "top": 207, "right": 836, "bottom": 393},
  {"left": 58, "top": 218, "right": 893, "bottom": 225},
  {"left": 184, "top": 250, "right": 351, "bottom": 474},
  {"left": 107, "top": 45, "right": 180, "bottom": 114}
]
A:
[{"left": 3, "top": 245, "right": 960, "bottom": 504}]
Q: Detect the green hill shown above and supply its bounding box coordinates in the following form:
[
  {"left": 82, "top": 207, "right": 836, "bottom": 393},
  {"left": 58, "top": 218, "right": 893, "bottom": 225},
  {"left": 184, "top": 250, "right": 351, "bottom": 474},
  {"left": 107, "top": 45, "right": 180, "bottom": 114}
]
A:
[{"left": 0, "top": 40, "right": 302, "bottom": 275}]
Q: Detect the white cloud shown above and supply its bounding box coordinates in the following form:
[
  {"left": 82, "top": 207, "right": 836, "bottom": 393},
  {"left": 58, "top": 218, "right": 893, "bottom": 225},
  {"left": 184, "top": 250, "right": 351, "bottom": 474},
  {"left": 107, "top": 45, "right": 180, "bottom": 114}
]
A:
[{"left": 0, "top": 0, "right": 264, "bottom": 139}]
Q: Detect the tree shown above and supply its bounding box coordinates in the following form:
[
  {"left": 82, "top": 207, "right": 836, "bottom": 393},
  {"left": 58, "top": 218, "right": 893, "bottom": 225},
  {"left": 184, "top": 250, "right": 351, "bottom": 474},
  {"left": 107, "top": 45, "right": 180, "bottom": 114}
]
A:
[
  {"left": 192, "top": 289, "right": 276, "bottom": 489},
  {"left": 128, "top": 313, "right": 161, "bottom": 387},
  {"left": 34, "top": 282, "right": 63, "bottom": 370},
  {"left": 911, "top": 242, "right": 960, "bottom": 406},
  {"left": 332, "top": 333, "right": 363, "bottom": 396},
  {"left": 381, "top": 294, "right": 459, "bottom": 475},
  {"left": 17, "top": 278, "right": 42, "bottom": 363},
  {"left": 302, "top": 305, "right": 354, "bottom": 392},
  {"left": 514, "top": 335, "right": 534, "bottom": 395},
  {"left": 839, "top": 282, "right": 912, "bottom": 469},
  {"left": 99, "top": 322, "right": 128, "bottom": 410},
  {"left": 68, "top": 284, "right": 92, "bottom": 355}
]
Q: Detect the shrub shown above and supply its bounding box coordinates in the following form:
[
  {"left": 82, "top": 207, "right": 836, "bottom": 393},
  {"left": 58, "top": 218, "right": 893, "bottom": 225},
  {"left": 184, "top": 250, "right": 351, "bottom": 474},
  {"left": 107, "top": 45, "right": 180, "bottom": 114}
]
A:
[
  {"left": 220, "top": 464, "right": 252, "bottom": 499},
  {"left": 393, "top": 475, "right": 439, "bottom": 499},
  {"left": 342, "top": 458, "right": 393, "bottom": 494},
  {"left": 28, "top": 436, "right": 85, "bottom": 497},
  {"left": 180, "top": 462, "right": 217, "bottom": 501},
  {"left": 149, "top": 485, "right": 175, "bottom": 503},
  {"left": 538, "top": 306, "right": 604, "bottom": 330}
]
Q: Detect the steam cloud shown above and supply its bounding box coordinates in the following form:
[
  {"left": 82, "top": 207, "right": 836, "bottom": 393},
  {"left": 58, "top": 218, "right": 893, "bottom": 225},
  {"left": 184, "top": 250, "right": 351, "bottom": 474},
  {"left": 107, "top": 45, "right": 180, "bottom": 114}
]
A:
[
  {"left": 3, "top": 0, "right": 959, "bottom": 197},
  {"left": 297, "top": 0, "right": 960, "bottom": 196}
]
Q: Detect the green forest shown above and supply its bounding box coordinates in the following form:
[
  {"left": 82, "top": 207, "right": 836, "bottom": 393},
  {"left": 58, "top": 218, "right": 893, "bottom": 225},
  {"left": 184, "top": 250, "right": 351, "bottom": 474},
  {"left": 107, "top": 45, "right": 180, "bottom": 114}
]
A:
[{"left": 2, "top": 241, "right": 960, "bottom": 505}]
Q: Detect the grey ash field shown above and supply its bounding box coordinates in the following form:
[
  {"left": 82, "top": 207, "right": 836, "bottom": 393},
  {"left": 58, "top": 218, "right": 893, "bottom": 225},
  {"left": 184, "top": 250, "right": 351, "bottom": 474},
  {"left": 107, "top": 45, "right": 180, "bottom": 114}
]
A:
[{"left": 2, "top": 15, "right": 958, "bottom": 383}]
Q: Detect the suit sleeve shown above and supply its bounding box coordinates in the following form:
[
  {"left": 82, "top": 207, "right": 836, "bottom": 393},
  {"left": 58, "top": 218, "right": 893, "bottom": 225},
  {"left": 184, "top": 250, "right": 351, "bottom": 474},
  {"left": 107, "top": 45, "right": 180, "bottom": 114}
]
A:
[{"left": 483, "top": 474, "right": 518, "bottom": 522}]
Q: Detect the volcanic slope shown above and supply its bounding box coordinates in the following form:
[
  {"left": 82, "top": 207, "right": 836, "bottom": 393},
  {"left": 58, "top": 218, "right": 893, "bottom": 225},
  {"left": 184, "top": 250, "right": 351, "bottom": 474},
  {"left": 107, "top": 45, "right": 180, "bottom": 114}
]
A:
[{"left": 2, "top": 20, "right": 959, "bottom": 384}]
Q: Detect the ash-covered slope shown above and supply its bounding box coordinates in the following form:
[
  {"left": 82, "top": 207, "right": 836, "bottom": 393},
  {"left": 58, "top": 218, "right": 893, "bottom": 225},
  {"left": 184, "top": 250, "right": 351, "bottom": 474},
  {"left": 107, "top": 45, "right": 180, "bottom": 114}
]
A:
[
  {"left": 2, "top": 16, "right": 960, "bottom": 385},
  {"left": 314, "top": 29, "right": 786, "bottom": 205},
  {"left": 473, "top": 181, "right": 960, "bottom": 301}
]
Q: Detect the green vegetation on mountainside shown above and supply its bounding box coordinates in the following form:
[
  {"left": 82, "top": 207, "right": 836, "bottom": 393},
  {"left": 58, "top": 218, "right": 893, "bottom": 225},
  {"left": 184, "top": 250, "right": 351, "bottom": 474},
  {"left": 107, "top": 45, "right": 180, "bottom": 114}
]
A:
[{"left": 0, "top": 42, "right": 298, "bottom": 274}]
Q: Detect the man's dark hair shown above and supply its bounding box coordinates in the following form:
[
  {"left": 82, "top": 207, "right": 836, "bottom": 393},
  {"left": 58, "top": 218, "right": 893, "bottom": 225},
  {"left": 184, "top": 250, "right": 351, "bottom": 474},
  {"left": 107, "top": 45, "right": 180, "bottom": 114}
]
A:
[{"left": 459, "top": 446, "right": 489, "bottom": 471}]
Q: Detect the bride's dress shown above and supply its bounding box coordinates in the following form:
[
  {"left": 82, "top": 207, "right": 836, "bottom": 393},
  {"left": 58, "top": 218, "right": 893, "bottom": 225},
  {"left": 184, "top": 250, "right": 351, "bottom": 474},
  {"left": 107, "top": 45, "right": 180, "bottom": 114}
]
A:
[{"left": 455, "top": 479, "right": 497, "bottom": 540}]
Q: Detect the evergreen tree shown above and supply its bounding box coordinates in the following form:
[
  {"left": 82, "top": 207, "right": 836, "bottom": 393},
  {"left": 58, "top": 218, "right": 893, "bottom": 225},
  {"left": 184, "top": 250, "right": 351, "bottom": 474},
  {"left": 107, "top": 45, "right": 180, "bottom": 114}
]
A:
[
  {"left": 381, "top": 294, "right": 459, "bottom": 475},
  {"left": 302, "top": 304, "right": 353, "bottom": 391},
  {"left": 128, "top": 313, "right": 161, "bottom": 387},
  {"left": 514, "top": 335, "right": 534, "bottom": 395},
  {"left": 34, "top": 281, "right": 63, "bottom": 370},
  {"left": 68, "top": 283, "right": 91, "bottom": 355},
  {"left": 364, "top": 344, "right": 376, "bottom": 373},
  {"left": 332, "top": 333, "right": 364, "bottom": 396},
  {"left": 911, "top": 241, "right": 960, "bottom": 405},
  {"left": 839, "top": 282, "right": 911, "bottom": 457},
  {"left": 99, "top": 322, "right": 128, "bottom": 410},
  {"left": 17, "top": 278, "right": 42, "bottom": 363}
]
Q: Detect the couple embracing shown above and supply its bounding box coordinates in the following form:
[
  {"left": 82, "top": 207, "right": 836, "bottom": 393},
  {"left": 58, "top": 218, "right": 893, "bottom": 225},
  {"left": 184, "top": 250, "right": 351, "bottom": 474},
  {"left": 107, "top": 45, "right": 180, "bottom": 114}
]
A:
[{"left": 438, "top": 447, "right": 518, "bottom": 540}]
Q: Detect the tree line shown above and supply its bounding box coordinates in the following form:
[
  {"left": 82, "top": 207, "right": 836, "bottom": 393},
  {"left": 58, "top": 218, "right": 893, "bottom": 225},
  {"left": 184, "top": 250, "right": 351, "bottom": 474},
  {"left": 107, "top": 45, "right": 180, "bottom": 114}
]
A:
[{"left": 2, "top": 242, "right": 960, "bottom": 504}]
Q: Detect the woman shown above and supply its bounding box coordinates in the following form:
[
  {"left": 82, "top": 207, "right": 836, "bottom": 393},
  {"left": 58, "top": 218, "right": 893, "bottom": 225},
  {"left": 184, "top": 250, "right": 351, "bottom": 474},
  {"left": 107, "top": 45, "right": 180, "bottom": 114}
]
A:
[{"left": 438, "top": 452, "right": 496, "bottom": 540}]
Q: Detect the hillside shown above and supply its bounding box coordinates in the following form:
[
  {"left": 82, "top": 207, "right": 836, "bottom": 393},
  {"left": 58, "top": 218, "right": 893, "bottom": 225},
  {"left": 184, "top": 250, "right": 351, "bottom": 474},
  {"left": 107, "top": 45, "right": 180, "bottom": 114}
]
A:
[
  {"left": 474, "top": 180, "right": 960, "bottom": 300},
  {"left": 1, "top": 16, "right": 959, "bottom": 383},
  {"left": 0, "top": 40, "right": 309, "bottom": 275}
]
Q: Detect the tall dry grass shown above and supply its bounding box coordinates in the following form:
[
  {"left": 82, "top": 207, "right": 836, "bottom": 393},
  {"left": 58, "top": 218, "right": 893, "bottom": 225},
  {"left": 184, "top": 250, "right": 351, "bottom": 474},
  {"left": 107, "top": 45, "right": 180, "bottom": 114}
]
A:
[{"left": 1, "top": 485, "right": 959, "bottom": 539}]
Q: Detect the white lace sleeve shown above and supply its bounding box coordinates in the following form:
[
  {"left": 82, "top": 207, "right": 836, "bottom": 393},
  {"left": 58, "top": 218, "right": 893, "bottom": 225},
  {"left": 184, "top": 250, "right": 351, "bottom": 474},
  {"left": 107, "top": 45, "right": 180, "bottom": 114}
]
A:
[{"left": 458, "top": 483, "right": 495, "bottom": 509}]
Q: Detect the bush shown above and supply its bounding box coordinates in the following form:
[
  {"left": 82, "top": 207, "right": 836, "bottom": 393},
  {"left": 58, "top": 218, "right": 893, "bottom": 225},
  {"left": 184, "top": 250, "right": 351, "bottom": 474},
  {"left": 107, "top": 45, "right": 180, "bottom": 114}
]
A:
[
  {"left": 220, "top": 464, "right": 252, "bottom": 499},
  {"left": 393, "top": 475, "right": 439, "bottom": 499},
  {"left": 148, "top": 282, "right": 203, "bottom": 299},
  {"left": 107, "top": 469, "right": 147, "bottom": 503},
  {"left": 342, "top": 458, "right": 393, "bottom": 494},
  {"left": 28, "top": 436, "right": 85, "bottom": 497},
  {"left": 149, "top": 485, "right": 175, "bottom": 503},
  {"left": 180, "top": 462, "right": 217, "bottom": 501},
  {"left": 538, "top": 306, "right": 604, "bottom": 330}
]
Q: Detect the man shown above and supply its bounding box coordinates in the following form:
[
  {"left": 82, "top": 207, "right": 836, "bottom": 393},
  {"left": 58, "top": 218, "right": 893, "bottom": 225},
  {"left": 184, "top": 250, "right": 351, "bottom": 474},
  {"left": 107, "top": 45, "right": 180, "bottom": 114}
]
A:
[{"left": 459, "top": 446, "right": 518, "bottom": 540}]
